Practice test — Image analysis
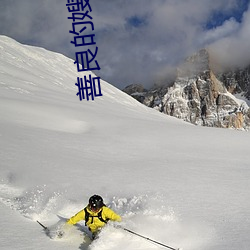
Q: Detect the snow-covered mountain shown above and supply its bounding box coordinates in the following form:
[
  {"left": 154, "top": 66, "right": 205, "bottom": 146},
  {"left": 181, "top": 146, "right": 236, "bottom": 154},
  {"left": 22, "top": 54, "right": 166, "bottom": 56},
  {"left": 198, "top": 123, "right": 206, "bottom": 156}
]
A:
[
  {"left": 1, "top": 36, "right": 250, "bottom": 250},
  {"left": 124, "top": 49, "right": 250, "bottom": 130}
]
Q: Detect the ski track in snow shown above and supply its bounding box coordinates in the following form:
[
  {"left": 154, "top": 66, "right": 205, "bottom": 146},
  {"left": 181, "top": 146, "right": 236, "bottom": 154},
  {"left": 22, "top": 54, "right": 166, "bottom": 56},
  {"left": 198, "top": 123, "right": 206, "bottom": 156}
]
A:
[{"left": 0, "top": 180, "right": 211, "bottom": 250}]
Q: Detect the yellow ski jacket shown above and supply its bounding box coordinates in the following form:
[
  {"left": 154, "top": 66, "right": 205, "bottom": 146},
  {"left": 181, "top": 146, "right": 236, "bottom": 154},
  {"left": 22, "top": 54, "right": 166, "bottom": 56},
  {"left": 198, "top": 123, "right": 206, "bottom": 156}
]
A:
[{"left": 67, "top": 206, "right": 121, "bottom": 233}]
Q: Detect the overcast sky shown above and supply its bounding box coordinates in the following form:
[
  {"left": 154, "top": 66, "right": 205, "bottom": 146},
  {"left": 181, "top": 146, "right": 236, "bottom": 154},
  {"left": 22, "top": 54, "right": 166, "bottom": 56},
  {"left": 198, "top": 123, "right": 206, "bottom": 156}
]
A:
[{"left": 0, "top": 0, "right": 249, "bottom": 89}]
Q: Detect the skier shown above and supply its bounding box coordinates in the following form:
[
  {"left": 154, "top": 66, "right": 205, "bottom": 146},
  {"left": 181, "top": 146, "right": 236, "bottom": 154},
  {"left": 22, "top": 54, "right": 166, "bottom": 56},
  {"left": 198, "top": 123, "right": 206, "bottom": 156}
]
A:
[{"left": 66, "top": 194, "right": 122, "bottom": 239}]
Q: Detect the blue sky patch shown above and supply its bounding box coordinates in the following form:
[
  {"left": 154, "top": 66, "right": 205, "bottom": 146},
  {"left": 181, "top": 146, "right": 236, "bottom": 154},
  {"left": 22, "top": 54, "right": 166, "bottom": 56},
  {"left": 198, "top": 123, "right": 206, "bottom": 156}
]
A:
[
  {"left": 206, "top": 0, "right": 249, "bottom": 29},
  {"left": 126, "top": 15, "right": 148, "bottom": 28}
]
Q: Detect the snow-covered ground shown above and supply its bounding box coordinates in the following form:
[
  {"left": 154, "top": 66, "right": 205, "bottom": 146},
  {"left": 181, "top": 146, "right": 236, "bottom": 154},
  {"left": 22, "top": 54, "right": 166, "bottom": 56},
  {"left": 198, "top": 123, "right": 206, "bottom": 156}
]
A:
[{"left": 0, "top": 35, "right": 250, "bottom": 250}]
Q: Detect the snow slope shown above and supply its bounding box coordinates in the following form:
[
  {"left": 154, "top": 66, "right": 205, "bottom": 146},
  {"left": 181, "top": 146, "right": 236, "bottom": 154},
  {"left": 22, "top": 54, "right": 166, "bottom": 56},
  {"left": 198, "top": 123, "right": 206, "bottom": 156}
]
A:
[{"left": 0, "top": 35, "right": 250, "bottom": 250}]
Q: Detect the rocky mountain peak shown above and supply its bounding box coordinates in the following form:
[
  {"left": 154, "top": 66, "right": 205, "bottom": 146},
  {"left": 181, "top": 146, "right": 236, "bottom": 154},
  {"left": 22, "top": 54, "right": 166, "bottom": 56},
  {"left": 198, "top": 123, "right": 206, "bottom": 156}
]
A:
[
  {"left": 123, "top": 49, "right": 250, "bottom": 130},
  {"left": 177, "top": 49, "right": 210, "bottom": 78}
]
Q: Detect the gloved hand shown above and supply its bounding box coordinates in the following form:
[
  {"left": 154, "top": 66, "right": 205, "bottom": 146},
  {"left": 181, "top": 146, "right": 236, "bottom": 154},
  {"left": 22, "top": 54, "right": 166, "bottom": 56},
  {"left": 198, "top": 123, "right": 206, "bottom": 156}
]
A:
[
  {"left": 55, "top": 222, "right": 71, "bottom": 238},
  {"left": 56, "top": 230, "right": 64, "bottom": 238}
]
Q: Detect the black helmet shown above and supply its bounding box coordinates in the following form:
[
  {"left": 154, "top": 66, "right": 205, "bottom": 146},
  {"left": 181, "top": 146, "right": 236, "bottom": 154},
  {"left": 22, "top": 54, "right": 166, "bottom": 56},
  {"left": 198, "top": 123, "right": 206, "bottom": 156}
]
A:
[{"left": 89, "top": 195, "right": 104, "bottom": 210}]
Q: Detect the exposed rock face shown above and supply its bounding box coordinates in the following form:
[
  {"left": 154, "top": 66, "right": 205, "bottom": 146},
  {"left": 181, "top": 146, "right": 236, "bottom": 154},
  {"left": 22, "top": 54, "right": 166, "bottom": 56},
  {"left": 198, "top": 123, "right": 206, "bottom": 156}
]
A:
[
  {"left": 218, "top": 66, "right": 250, "bottom": 99},
  {"left": 123, "top": 84, "right": 146, "bottom": 95},
  {"left": 123, "top": 84, "right": 147, "bottom": 103},
  {"left": 123, "top": 49, "right": 250, "bottom": 130}
]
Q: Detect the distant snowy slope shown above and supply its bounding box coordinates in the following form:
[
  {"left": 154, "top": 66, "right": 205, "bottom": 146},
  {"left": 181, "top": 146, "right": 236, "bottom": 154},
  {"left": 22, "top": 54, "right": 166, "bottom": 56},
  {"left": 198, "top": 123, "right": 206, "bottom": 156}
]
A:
[
  {"left": 0, "top": 35, "right": 147, "bottom": 107},
  {"left": 0, "top": 35, "right": 155, "bottom": 133},
  {"left": 0, "top": 36, "right": 250, "bottom": 250}
]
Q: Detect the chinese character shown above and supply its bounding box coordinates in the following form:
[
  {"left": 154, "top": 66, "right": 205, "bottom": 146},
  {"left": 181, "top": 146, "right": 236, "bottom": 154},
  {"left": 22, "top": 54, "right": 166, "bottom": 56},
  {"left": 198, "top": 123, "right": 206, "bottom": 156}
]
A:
[
  {"left": 71, "top": 34, "right": 96, "bottom": 47},
  {"left": 68, "top": 11, "right": 93, "bottom": 22},
  {"left": 75, "top": 75, "right": 103, "bottom": 101},
  {"left": 69, "top": 21, "right": 94, "bottom": 36},
  {"left": 74, "top": 48, "right": 101, "bottom": 72},
  {"left": 66, "top": 0, "right": 103, "bottom": 101},
  {"left": 66, "top": 0, "right": 92, "bottom": 13}
]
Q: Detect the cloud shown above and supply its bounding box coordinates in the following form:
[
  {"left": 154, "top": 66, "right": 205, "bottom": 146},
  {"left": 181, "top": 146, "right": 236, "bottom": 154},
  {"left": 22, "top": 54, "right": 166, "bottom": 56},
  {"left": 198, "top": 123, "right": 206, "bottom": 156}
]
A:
[
  {"left": 90, "top": 0, "right": 249, "bottom": 88},
  {"left": 209, "top": 4, "right": 250, "bottom": 69},
  {"left": 0, "top": 0, "right": 72, "bottom": 55},
  {"left": 200, "top": 18, "right": 240, "bottom": 45},
  {"left": 0, "top": 0, "right": 249, "bottom": 89}
]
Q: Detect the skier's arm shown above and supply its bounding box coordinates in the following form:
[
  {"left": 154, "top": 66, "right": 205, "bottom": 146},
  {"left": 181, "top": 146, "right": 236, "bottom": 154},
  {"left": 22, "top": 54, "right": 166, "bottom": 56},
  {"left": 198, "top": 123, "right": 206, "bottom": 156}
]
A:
[
  {"left": 67, "top": 209, "right": 85, "bottom": 225},
  {"left": 104, "top": 207, "right": 122, "bottom": 222}
]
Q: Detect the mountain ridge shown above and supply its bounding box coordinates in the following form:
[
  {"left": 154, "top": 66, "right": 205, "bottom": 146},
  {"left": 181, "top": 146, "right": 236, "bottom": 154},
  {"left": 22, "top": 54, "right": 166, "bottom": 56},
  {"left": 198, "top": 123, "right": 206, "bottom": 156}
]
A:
[{"left": 123, "top": 49, "right": 250, "bottom": 130}]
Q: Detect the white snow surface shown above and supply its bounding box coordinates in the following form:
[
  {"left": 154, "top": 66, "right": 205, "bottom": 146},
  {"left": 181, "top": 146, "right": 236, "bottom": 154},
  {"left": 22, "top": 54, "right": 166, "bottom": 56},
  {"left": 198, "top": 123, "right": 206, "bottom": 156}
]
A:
[{"left": 0, "top": 35, "right": 250, "bottom": 250}]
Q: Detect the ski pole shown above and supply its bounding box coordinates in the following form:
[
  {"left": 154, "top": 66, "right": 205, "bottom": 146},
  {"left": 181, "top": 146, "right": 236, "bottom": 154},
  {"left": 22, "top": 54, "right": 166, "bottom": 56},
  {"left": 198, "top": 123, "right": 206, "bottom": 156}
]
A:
[
  {"left": 122, "top": 227, "right": 180, "bottom": 250},
  {"left": 37, "top": 220, "right": 48, "bottom": 231}
]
